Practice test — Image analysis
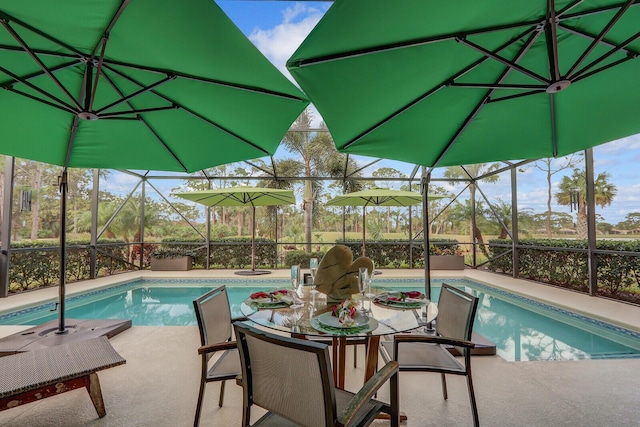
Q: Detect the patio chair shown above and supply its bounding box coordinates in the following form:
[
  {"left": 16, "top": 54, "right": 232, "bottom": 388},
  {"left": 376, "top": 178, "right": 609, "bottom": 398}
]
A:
[
  {"left": 234, "top": 321, "right": 400, "bottom": 427},
  {"left": 193, "top": 285, "right": 246, "bottom": 427},
  {"left": 379, "top": 283, "right": 480, "bottom": 427}
]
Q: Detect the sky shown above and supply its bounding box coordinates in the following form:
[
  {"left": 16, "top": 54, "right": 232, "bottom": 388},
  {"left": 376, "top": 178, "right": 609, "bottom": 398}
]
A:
[{"left": 100, "top": 1, "right": 639, "bottom": 227}]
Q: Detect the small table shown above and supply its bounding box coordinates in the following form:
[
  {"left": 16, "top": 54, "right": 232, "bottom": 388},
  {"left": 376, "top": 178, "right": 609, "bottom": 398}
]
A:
[{"left": 240, "top": 289, "right": 438, "bottom": 388}]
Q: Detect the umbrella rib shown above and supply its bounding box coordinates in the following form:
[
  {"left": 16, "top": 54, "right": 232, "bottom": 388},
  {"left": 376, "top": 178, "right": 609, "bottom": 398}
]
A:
[
  {"left": 0, "top": 64, "right": 78, "bottom": 113},
  {"left": 6, "top": 87, "right": 77, "bottom": 115},
  {"left": 559, "top": 23, "right": 640, "bottom": 55},
  {"left": 0, "top": 18, "right": 82, "bottom": 110},
  {"left": 457, "top": 37, "right": 550, "bottom": 84},
  {"left": 95, "top": 74, "right": 176, "bottom": 114},
  {"left": 99, "top": 105, "right": 177, "bottom": 119},
  {"left": 565, "top": 0, "right": 635, "bottom": 78},
  {"left": 0, "top": 59, "right": 81, "bottom": 90},
  {"left": 90, "top": 0, "right": 130, "bottom": 59},
  {"left": 545, "top": 0, "right": 561, "bottom": 82},
  {"left": 573, "top": 55, "right": 635, "bottom": 83},
  {"left": 99, "top": 58, "right": 306, "bottom": 102},
  {"left": 449, "top": 82, "right": 546, "bottom": 90},
  {"left": 100, "top": 63, "right": 271, "bottom": 156},
  {"left": 570, "top": 31, "right": 640, "bottom": 80}
]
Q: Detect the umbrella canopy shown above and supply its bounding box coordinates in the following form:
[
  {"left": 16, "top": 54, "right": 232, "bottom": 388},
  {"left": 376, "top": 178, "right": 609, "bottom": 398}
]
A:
[
  {"left": 173, "top": 187, "right": 296, "bottom": 274},
  {"left": 326, "top": 189, "right": 443, "bottom": 256},
  {"left": 0, "top": 1, "right": 308, "bottom": 332},
  {"left": 0, "top": 0, "right": 308, "bottom": 172},
  {"left": 287, "top": 0, "right": 640, "bottom": 167}
]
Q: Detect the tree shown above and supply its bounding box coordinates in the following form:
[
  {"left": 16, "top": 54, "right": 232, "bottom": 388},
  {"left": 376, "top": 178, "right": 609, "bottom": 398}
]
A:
[
  {"left": 533, "top": 154, "right": 582, "bottom": 238},
  {"left": 556, "top": 169, "right": 617, "bottom": 239},
  {"left": 443, "top": 163, "right": 501, "bottom": 247}
]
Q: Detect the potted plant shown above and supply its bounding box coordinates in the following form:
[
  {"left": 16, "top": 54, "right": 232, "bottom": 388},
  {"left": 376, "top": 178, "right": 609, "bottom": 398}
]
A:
[{"left": 150, "top": 247, "right": 196, "bottom": 271}]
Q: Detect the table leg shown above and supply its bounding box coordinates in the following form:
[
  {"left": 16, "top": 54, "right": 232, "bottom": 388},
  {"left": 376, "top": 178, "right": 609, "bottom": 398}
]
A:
[
  {"left": 366, "top": 336, "right": 408, "bottom": 423},
  {"left": 337, "top": 337, "right": 347, "bottom": 389},
  {"left": 364, "top": 336, "right": 380, "bottom": 382}
]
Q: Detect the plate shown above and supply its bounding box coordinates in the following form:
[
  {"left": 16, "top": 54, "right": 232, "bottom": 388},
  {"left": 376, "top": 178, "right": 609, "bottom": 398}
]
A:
[
  {"left": 315, "top": 311, "right": 370, "bottom": 329},
  {"left": 310, "top": 315, "right": 378, "bottom": 335},
  {"left": 374, "top": 293, "right": 428, "bottom": 309},
  {"left": 244, "top": 295, "right": 292, "bottom": 309}
]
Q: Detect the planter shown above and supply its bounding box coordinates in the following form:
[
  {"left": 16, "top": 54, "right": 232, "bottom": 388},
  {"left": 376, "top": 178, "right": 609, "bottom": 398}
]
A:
[
  {"left": 151, "top": 256, "right": 193, "bottom": 271},
  {"left": 429, "top": 255, "right": 465, "bottom": 270}
]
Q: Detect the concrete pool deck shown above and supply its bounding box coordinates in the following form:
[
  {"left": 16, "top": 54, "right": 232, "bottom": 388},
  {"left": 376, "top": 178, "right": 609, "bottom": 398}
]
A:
[{"left": 1, "top": 269, "right": 639, "bottom": 426}]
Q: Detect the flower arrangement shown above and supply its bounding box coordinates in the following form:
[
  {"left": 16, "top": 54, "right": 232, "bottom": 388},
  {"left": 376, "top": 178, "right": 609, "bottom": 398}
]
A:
[{"left": 331, "top": 299, "right": 358, "bottom": 326}]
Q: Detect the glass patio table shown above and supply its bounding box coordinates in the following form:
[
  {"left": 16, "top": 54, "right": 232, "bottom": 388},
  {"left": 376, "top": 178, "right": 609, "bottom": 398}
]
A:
[{"left": 240, "top": 288, "right": 438, "bottom": 388}]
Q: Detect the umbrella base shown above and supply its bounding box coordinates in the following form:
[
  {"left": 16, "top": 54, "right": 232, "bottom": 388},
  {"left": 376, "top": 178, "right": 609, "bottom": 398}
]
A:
[
  {"left": 234, "top": 269, "right": 272, "bottom": 276},
  {"left": 0, "top": 318, "right": 131, "bottom": 356}
]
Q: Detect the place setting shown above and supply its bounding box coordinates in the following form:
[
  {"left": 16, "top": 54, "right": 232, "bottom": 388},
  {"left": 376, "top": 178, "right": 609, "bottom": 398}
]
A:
[
  {"left": 373, "top": 290, "right": 429, "bottom": 309},
  {"left": 310, "top": 299, "right": 379, "bottom": 335},
  {"left": 243, "top": 289, "right": 295, "bottom": 309}
]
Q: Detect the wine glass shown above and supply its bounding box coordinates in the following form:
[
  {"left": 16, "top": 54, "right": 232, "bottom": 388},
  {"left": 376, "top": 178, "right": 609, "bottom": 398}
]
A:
[
  {"left": 358, "top": 267, "right": 368, "bottom": 313},
  {"left": 365, "top": 261, "right": 376, "bottom": 300},
  {"left": 290, "top": 264, "right": 300, "bottom": 294},
  {"left": 309, "top": 258, "right": 319, "bottom": 295},
  {"left": 289, "top": 265, "right": 304, "bottom": 309}
]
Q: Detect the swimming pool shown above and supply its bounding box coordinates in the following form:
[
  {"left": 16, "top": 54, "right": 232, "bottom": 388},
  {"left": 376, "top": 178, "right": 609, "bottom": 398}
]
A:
[{"left": 1, "top": 278, "right": 639, "bottom": 362}]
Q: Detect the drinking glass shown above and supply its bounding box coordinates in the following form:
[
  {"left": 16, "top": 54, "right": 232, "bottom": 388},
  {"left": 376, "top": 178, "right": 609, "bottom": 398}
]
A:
[
  {"left": 309, "top": 258, "right": 319, "bottom": 295},
  {"left": 358, "top": 267, "right": 368, "bottom": 312},
  {"left": 365, "top": 261, "right": 376, "bottom": 300},
  {"left": 290, "top": 265, "right": 300, "bottom": 294}
]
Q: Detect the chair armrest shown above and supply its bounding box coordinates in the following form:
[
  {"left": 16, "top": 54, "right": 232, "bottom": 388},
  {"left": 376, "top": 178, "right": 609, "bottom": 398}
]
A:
[
  {"left": 337, "top": 361, "right": 399, "bottom": 427},
  {"left": 394, "top": 333, "right": 475, "bottom": 349},
  {"left": 231, "top": 315, "right": 248, "bottom": 322},
  {"left": 198, "top": 341, "right": 237, "bottom": 355}
]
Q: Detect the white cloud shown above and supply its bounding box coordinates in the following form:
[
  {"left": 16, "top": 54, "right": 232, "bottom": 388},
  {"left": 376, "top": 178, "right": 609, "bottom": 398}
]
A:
[
  {"left": 248, "top": 3, "right": 328, "bottom": 127},
  {"left": 249, "top": 4, "right": 324, "bottom": 80}
]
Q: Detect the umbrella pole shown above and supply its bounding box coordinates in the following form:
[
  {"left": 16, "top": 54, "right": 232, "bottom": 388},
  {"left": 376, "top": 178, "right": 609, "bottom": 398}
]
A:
[
  {"left": 362, "top": 206, "right": 366, "bottom": 257},
  {"left": 56, "top": 170, "right": 68, "bottom": 334},
  {"left": 251, "top": 206, "right": 256, "bottom": 271},
  {"left": 422, "top": 168, "right": 432, "bottom": 300}
]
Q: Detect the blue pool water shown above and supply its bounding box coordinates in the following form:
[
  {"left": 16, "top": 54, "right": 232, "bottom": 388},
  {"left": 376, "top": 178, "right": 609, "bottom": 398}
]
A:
[{"left": 1, "top": 278, "right": 639, "bottom": 362}]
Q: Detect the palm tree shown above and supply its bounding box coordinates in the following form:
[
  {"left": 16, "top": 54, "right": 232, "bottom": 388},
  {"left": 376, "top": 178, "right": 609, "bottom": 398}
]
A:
[
  {"left": 281, "top": 109, "right": 351, "bottom": 252},
  {"left": 443, "top": 163, "right": 501, "bottom": 247},
  {"left": 556, "top": 169, "right": 617, "bottom": 239},
  {"left": 534, "top": 154, "right": 582, "bottom": 238}
]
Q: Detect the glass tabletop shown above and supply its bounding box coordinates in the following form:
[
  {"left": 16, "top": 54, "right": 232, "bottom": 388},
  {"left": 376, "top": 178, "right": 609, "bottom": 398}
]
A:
[{"left": 240, "top": 288, "right": 438, "bottom": 338}]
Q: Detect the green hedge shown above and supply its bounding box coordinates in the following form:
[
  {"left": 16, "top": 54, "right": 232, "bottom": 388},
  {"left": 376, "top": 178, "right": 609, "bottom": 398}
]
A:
[
  {"left": 159, "top": 238, "right": 277, "bottom": 269},
  {"left": 7, "top": 239, "right": 131, "bottom": 292},
  {"left": 284, "top": 250, "right": 326, "bottom": 267},
  {"left": 486, "top": 239, "right": 640, "bottom": 299},
  {"left": 335, "top": 239, "right": 460, "bottom": 269}
]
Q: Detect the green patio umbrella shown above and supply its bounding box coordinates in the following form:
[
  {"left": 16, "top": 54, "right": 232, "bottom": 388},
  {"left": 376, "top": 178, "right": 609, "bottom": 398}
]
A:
[
  {"left": 173, "top": 187, "right": 296, "bottom": 275},
  {"left": 0, "top": 1, "right": 308, "bottom": 332},
  {"left": 326, "top": 189, "right": 443, "bottom": 257},
  {"left": 287, "top": 0, "right": 640, "bottom": 168}
]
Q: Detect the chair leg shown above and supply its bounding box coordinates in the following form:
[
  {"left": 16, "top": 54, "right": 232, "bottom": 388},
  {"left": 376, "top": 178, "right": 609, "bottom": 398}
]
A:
[
  {"left": 440, "top": 373, "right": 448, "bottom": 400},
  {"left": 466, "top": 374, "right": 480, "bottom": 427},
  {"left": 194, "top": 379, "right": 206, "bottom": 427},
  {"left": 218, "top": 380, "right": 226, "bottom": 407}
]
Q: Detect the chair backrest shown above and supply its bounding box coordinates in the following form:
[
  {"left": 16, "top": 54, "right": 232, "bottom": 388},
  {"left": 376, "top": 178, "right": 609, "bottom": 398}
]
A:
[
  {"left": 436, "top": 283, "right": 479, "bottom": 353},
  {"left": 193, "top": 286, "right": 233, "bottom": 360},
  {"left": 234, "top": 322, "right": 337, "bottom": 427}
]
